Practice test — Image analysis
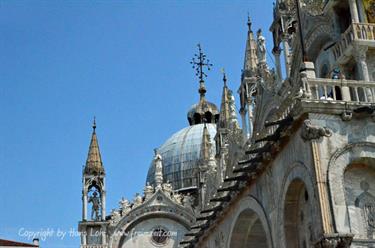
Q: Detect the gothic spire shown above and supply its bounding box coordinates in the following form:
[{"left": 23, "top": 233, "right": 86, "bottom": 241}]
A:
[
  {"left": 84, "top": 118, "right": 104, "bottom": 175},
  {"left": 243, "top": 15, "right": 258, "bottom": 75},
  {"left": 218, "top": 72, "right": 240, "bottom": 130}
]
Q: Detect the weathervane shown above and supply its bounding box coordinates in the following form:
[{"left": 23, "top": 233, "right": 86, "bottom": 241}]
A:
[{"left": 190, "top": 44, "right": 213, "bottom": 99}]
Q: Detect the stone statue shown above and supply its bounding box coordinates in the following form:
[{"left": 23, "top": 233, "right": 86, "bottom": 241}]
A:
[
  {"left": 183, "top": 193, "right": 195, "bottom": 212},
  {"left": 162, "top": 181, "right": 173, "bottom": 197},
  {"left": 119, "top": 197, "right": 131, "bottom": 216},
  {"left": 154, "top": 149, "right": 163, "bottom": 189},
  {"left": 144, "top": 182, "right": 154, "bottom": 200},
  {"left": 133, "top": 193, "right": 143, "bottom": 208},
  {"left": 355, "top": 181, "right": 375, "bottom": 238},
  {"left": 256, "top": 29, "right": 266, "bottom": 64},
  {"left": 110, "top": 209, "right": 121, "bottom": 225},
  {"left": 88, "top": 191, "right": 101, "bottom": 221},
  {"left": 172, "top": 192, "right": 182, "bottom": 204}
]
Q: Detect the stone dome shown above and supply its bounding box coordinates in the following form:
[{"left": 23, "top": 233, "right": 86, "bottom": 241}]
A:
[{"left": 146, "top": 123, "right": 216, "bottom": 191}]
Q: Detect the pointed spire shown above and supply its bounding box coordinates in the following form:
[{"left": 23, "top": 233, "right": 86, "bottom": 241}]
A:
[
  {"left": 243, "top": 15, "right": 258, "bottom": 74},
  {"left": 84, "top": 118, "right": 104, "bottom": 175},
  {"left": 218, "top": 72, "right": 240, "bottom": 130}
]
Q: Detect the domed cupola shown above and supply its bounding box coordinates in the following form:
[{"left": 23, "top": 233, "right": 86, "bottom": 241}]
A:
[{"left": 146, "top": 44, "right": 219, "bottom": 192}]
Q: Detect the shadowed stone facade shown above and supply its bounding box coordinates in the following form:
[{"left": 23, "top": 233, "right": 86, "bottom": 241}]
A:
[{"left": 79, "top": 1, "right": 375, "bottom": 247}]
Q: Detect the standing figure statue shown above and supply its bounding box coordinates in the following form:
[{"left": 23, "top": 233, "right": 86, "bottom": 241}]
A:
[
  {"left": 256, "top": 29, "right": 267, "bottom": 65},
  {"left": 154, "top": 149, "right": 163, "bottom": 189},
  {"left": 88, "top": 191, "right": 101, "bottom": 221}
]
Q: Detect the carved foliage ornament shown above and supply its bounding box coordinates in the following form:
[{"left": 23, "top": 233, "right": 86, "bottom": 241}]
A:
[
  {"left": 301, "top": 120, "right": 332, "bottom": 141},
  {"left": 300, "top": 0, "right": 325, "bottom": 16}
]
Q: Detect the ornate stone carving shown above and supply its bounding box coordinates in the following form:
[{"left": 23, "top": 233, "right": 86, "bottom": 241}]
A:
[
  {"left": 341, "top": 111, "right": 352, "bottom": 121},
  {"left": 144, "top": 182, "right": 154, "bottom": 200},
  {"left": 214, "top": 231, "right": 225, "bottom": 248},
  {"left": 355, "top": 180, "right": 375, "bottom": 238},
  {"left": 301, "top": 120, "right": 332, "bottom": 141},
  {"left": 172, "top": 192, "right": 183, "bottom": 204},
  {"left": 110, "top": 209, "right": 121, "bottom": 226},
  {"left": 301, "top": 0, "right": 325, "bottom": 16},
  {"left": 154, "top": 150, "right": 163, "bottom": 190},
  {"left": 133, "top": 193, "right": 143, "bottom": 208},
  {"left": 314, "top": 233, "right": 353, "bottom": 248},
  {"left": 162, "top": 181, "right": 173, "bottom": 197},
  {"left": 183, "top": 193, "right": 195, "bottom": 213},
  {"left": 119, "top": 197, "right": 131, "bottom": 216},
  {"left": 256, "top": 29, "right": 266, "bottom": 65}
]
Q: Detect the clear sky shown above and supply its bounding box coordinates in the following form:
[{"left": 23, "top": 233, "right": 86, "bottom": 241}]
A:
[{"left": 0, "top": 1, "right": 274, "bottom": 247}]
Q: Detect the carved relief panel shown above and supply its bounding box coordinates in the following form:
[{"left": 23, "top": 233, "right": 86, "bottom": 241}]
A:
[{"left": 344, "top": 161, "right": 375, "bottom": 239}]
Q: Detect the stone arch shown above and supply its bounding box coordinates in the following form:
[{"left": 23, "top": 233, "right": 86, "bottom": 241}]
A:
[
  {"left": 278, "top": 162, "right": 317, "bottom": 248},
  {"left": 327, "top": 142, "right": 375, "bottom": 234},
  {"left": 305, "top": 22, "right": 335, "bottom": 61},
  {"left": 227, "top": 196, "right": 273, "bottom": 248}
]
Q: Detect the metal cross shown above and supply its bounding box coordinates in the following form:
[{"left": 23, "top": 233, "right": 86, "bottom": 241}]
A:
[{"left": 190, "top": 44, "right": 213, "bottom": 83}]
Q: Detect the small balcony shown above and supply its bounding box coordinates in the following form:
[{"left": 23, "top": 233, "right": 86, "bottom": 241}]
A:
[
  {"left": 332, "top": 22, "right": 375, "bottom": 63},
  {"left": 308, "top": 78, "right": 375, "bottom": 103}
]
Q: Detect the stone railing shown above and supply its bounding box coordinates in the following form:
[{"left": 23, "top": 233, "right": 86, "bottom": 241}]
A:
[
  {"left": 353, "top": 22, "right": 375, "bottom": 41},
  {"left": 332, "top": 22, "right": 375, "bottom": 61},
  {"left": 308, "top": 78, "right": 375, "bottom": 103}
]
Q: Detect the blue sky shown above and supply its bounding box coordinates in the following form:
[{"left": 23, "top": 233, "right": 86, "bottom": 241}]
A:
[{"left": 0, "top": 1, "right": 274, "bottom": 247}]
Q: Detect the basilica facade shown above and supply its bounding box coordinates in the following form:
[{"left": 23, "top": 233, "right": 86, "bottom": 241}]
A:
[{"left": 78, "top": 0, "right": 375, "bottom": 247}]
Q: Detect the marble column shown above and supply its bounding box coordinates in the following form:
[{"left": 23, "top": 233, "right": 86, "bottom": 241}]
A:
[
  {"left": 349, "top": 0, "right": 360, "bottom": 23},
  {"left": 354, "top": 45, "right": 373, "bottom": 102},
  {"left": 282, "top": 34, "right": 291, "bottom": 77},
  {"left": 247, "top": 98, "right": 254, "bottom": 137},
  {"left": 83, "top": 190, "right": 87, "bottom": 221},
  {"left": 239, "top": 107, "right": 248, "bottom": 139},
  {"left": 101, "top": 190, "right": 106, "bottom": 221},
  {"left": 273, "top": 47, "right": 283, "bottom": 86}
]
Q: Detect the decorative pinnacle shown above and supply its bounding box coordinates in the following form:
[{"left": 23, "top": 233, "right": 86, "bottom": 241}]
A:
[
  {"left": 221, "top": 68, "right": 227, "bottom": 87},
  {"left": 92, "top": 116, "right": 97, "bottom": 132},
  {"left": 190, "top": 44, "right": 213, "bottom": 99},
  {"left": 247, "top": 13, "right": 252, "bottom": 31}
]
